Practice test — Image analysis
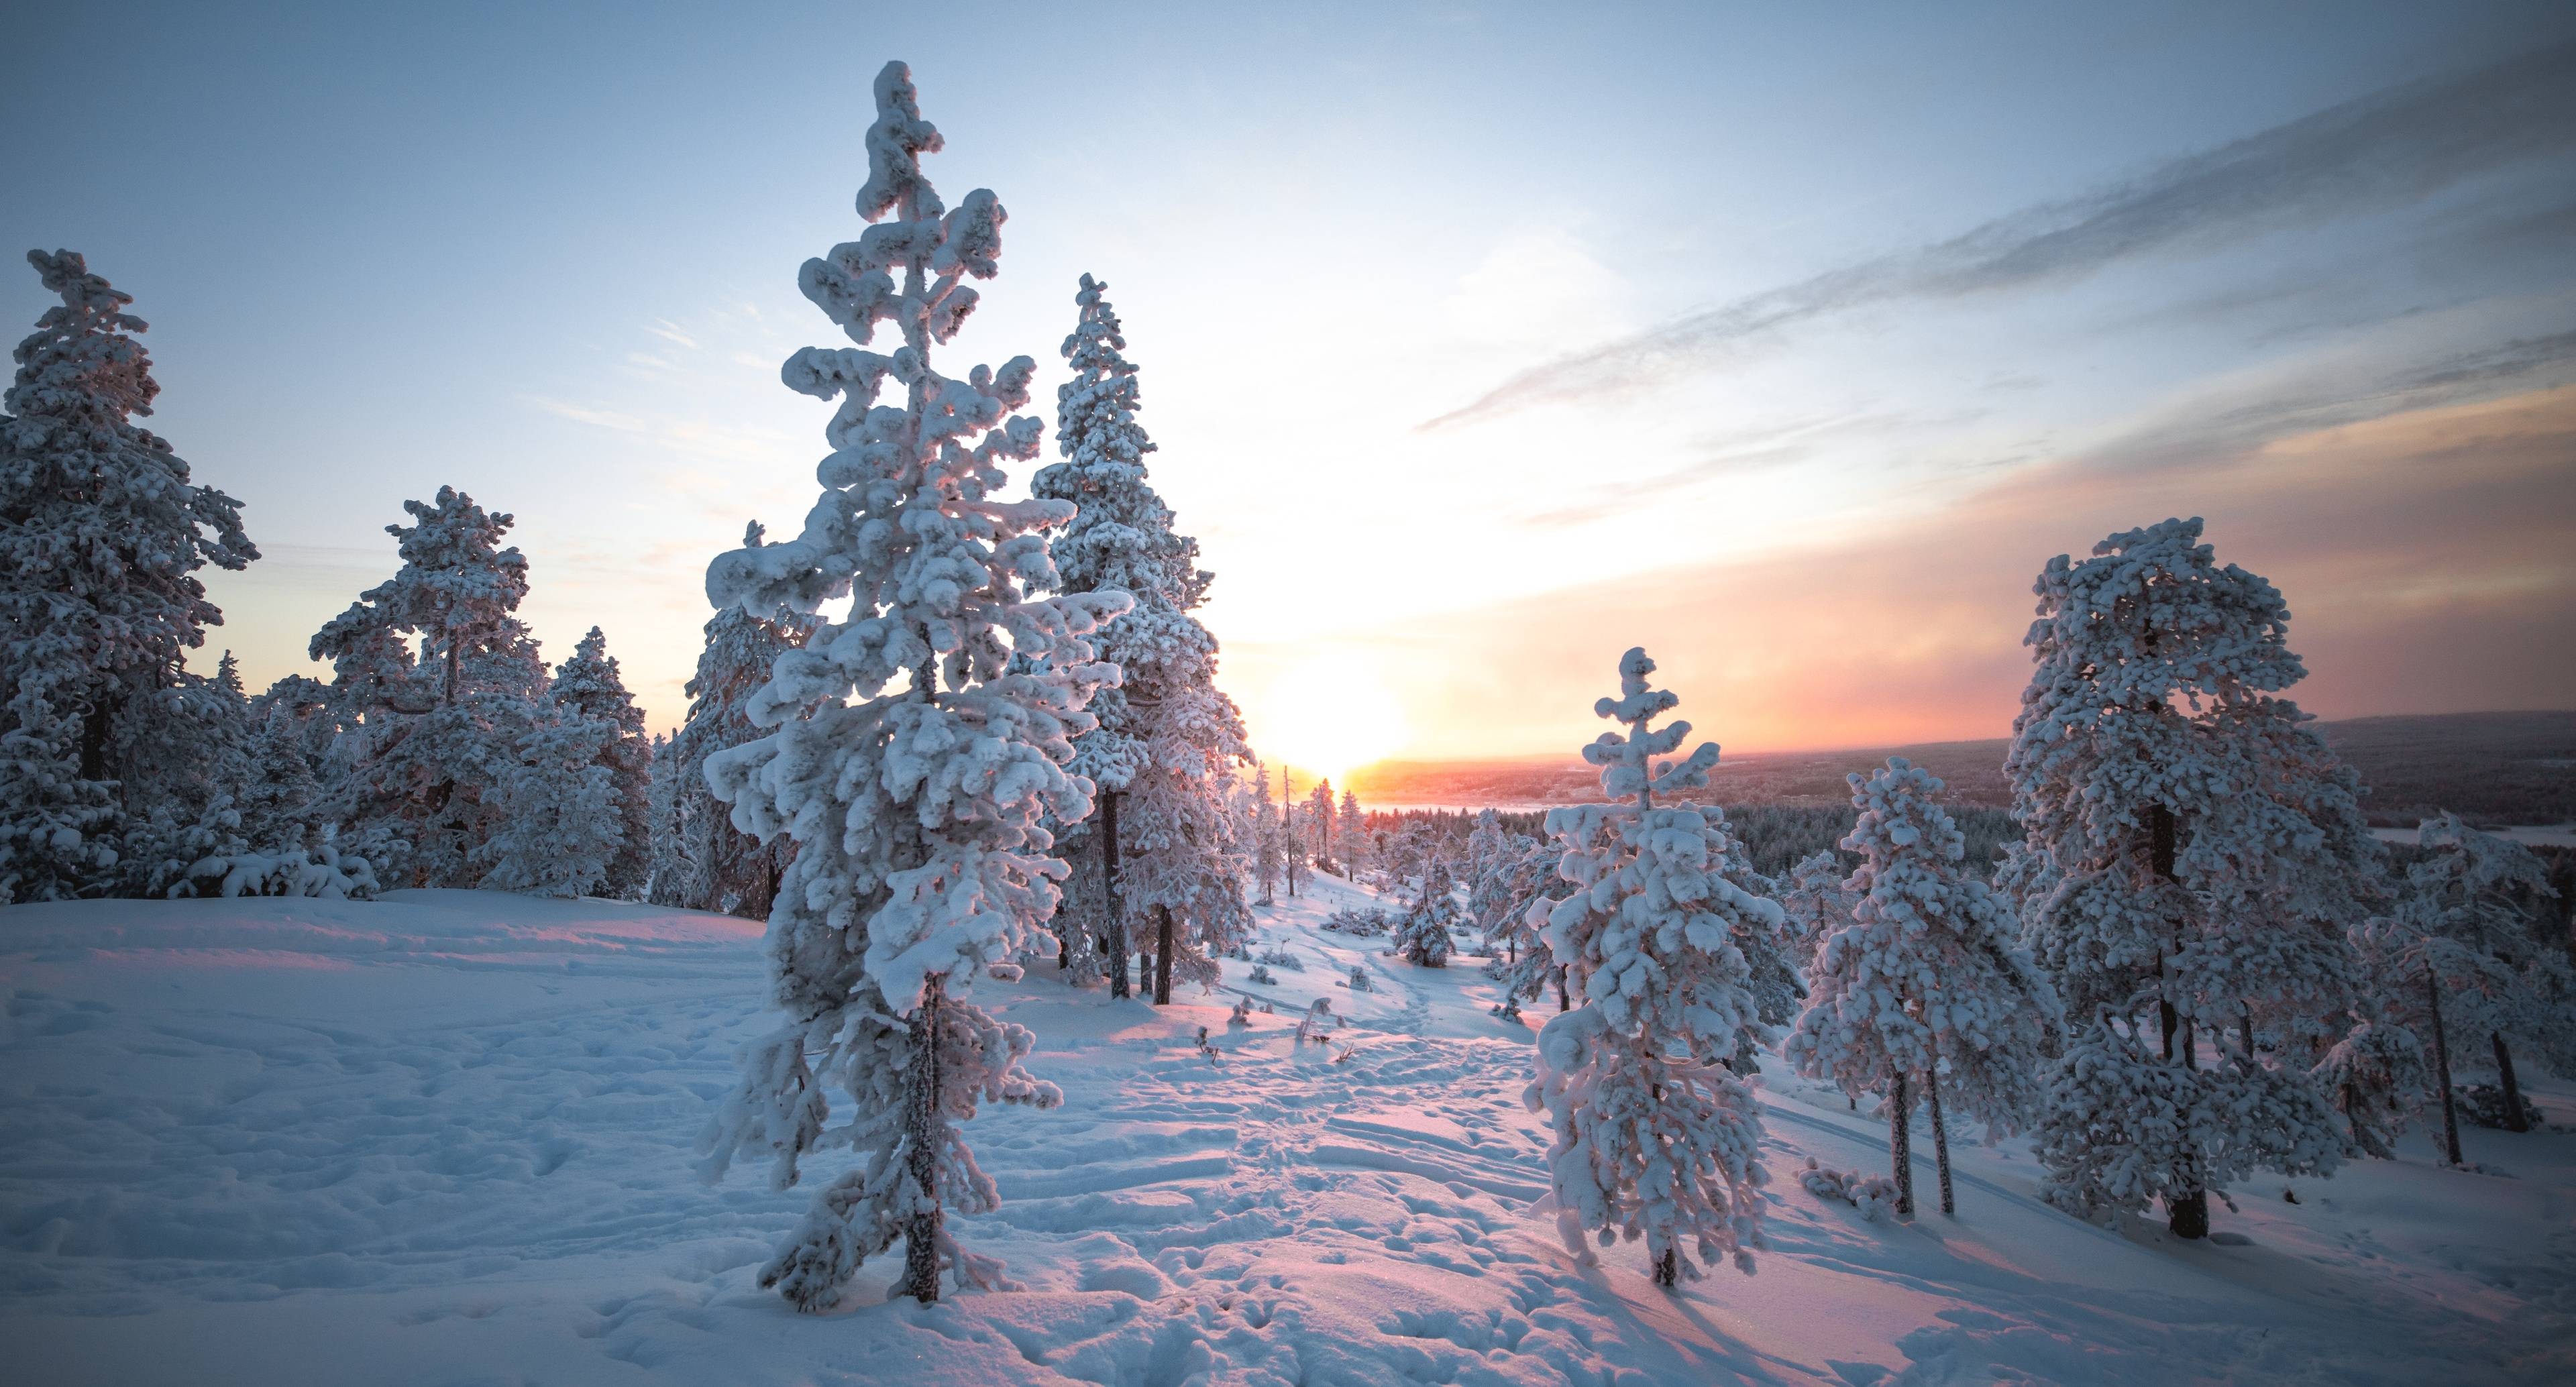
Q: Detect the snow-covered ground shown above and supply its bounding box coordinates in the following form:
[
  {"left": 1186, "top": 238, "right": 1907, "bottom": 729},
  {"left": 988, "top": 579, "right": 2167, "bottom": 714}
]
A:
[{"left": 5, "top": 879, "right": 2571, "bottom": 1385}]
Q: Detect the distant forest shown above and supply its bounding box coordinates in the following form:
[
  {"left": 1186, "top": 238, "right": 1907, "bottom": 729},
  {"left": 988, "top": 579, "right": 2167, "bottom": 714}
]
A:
[{"left": 1347, "top": 710, "right": 2576, "bottom": 830}]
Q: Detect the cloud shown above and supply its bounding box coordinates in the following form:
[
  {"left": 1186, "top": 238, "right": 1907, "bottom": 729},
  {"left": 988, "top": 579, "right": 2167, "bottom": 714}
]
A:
[
  {"left": 1421, "top": 40, "right": 2576, "bottom": 432},
  {"left": 1300, "top": 383, "right": 2576, "bottom": 758}
]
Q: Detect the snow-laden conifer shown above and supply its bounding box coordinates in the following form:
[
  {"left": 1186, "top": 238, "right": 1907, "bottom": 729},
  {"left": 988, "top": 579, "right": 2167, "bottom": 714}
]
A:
[
  {"left": 653, "top": 522, "right": 816, "bottom": 917},
  {"left": 2357, "top": 814, "right": 2569, "bottom": 1147},
  {"left": 2008, "top": 518, "right": 2352, "bottom": 1237},
  {"left": 1784, "top": 758, "right": 2057, "bottom": 1215},
  {"left": 1, "top": 251, "right": 256, "bottom": 901},
  {"left": 1338, "top": 789, "right": 1366, "bottom": 880},
  {"left": 1032, "top": 276, "right": 1249, "bottom": 1005},
  {"left": 309, "top": 488, "right": 546, "bottom": 888},
  {"left": 1525, "top": 647, "right": 1773, "bottom": 1286},
  {"left": 1252, "top": 763, "right": 1280, "bottom": 906},
  {"left": 539, "top": 627, "right": 653, "bottom": 898},
  {"left": 692, "top": 62, "right": 1126, "bottom": 1310},
  {"left": 476, "top": 636, "right": 639, "bottom": 898}
]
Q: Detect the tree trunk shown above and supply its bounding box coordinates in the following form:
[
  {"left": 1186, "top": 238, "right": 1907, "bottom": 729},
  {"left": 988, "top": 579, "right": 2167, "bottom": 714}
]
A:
[
  {"left": 1556, "top": 973, "right": 1570, "bottom": 1013},
  {"left": 2149, "top": 804, "right": 2208, "bottom": 1238},
  {"left": 1153, "top": 905, "right": 1175, "bottom": 1005},
  {"left": 899, "top": 979, "right": 946, "bottom": 1303},
  {"left": 1101, "top": 793, "right": 1129, "bottom": 1000},
  {"left": 78, "top": 690, "right": 117, "bottom": 783},
  {"left": 2428, "top": 970, "right": 2462, "bottom": 1164},
  {"left": 1890, "top": 1072, "right": 1915, "bottom": 1217},
  {"left": 2492, "top": 1032, "right": 2529, "bottom": 1133},
  {"left": 1653, "top": 1245, "right": 1677, "bottom": 1287},
  {"left": 1928, "top": 1069, "right": 1955, "bottom": 1217},
  {"left": 2239, "top": 1008, "right": 2255, "bottom": 1063}
]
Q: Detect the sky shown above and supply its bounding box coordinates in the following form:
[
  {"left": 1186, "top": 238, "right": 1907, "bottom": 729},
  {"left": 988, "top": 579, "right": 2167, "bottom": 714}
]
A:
[{"left": 6, "top": 1, "right": 2573, "bottom": 775}]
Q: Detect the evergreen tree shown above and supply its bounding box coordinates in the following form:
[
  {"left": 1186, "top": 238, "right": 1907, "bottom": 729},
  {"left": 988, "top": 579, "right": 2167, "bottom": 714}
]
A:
[
  {"left": 2361, "top": 814, "right": 2569, "bottom": 1147},
  {"left": 1784, "top": 758, "right": 2057, "bottom": 1216},
  {"left": 1392, "top": 832, "right": 1464, "bottom": 967},
  {"left": 309, "top": 487, "right": 547, "bottom": 888},
  {"left": 1279, "top": 768, "right": 1304, "bottom": 897},
  {"left": 654, "top": 521, "right": 816, "bottom": 917},
  {"left": 1, "top": 250, "right": 257, "bottom": 901},
  {"left": 1527, "top": 648, "right": 1773, "bottom": 1286},
  {"left": 2008, "top": 518, "right": 2352, "bottom": 1238},
  {"left": 1252, "top": 763, "right": 1280, "bottom": 906},
  {"left": 541, "top": 626, "right": 654, "bottom": 897},
  {"left": 1307, "top": 777, "right": 1336, "bottom": 873},
  {"left": 1032, "top": 275, "right": 1250, "bottom": 1005},
  {"left": 1338, "top": 788, "right": 1366, "bottom": 880},
  {"left": 694, "top": 62, "right": 1125, "bottom": 1310},
  {"left": 477, "top": 698, "right": 622, "bottom": 897}
]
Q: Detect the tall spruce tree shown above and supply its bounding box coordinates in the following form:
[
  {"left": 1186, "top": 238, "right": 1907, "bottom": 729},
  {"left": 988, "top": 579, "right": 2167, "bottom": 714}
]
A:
[
  {"left": 1527, "top": 648, "right": 1774, "bottom": 1286},
  {"left": 1338, "top": 788, "right": 1366, "bottom": 881},
  {"left": 1785, "top": 758, "right": 2057, "bottom": 1217},
  {"left": 694, "top": 62, "right": 1126, "bottom": 1310},
  {"left": 309, "top": 487, "right": 547, "bottom": 888},
  {"left": 538, "top": 626, "right": 654, "bottom": 897},
  {"left": 1032, "top": 275, "right": 1250, "bottom": 1005},
  {"left": 653, "top": 521, "right": 816, "bottom": 916},
  {"left": 1, "top": 250, "right": 257, "bottom": 901},
  {"left": 2008, "top": 518, "right": 2352, "bottom": 1238}
]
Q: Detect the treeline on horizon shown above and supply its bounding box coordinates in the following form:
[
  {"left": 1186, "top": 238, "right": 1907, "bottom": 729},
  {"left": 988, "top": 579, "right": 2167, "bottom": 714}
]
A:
[{"left": 1346, "top": 709, "right": 2576, "bottom": 830}]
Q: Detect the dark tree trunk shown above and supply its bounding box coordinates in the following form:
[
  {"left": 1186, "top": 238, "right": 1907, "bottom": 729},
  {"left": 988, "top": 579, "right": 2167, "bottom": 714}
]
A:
[
  {"left": 1890, "top": 1072, "right": 1915, "bottom": 1217},
  {"left": 1101, "top": 793, "right": 1129, "bottom": 1000},
  {"left": 2428, "top": 970, "right": 2462, "bottom": 1164},
  {"left": 2491, "top": 1032, "right": 2529, "bottom": 1134},
  {"left": 899, "top": 979, "right": 945, "bottom": 1302},
  {"left": 1153, "top": 905, "right": 1175, "bottom": 1005},
  {"left": 2240, "top": 1008, "right": 2256, "bottom": 1063},
  {"left": 1653, "top": 1245, "right": 1677, "bottom": 1287},
  {"left": 1928, "top": 1069, "right": 1955, "bottom": 1217},
  {"left": 1556, "top": 973, "right": 1570, "bottom": 1013},
  {"left": 2149, "top": 804, "right": 2208, "bottom": 1239},
  {"left": 78, "top": 690, "right": 117, "bottom": 783}
]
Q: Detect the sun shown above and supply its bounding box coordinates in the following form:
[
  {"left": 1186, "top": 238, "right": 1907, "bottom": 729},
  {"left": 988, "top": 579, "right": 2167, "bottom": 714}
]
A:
[{"left": 1254, "top": 657, "right": 1408, "bottom": 785}]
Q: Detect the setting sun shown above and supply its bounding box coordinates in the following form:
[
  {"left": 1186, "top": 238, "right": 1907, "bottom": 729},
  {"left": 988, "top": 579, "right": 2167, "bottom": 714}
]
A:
[{"left": 1250, "top": 657, "right": 1408, "bottom": 783}]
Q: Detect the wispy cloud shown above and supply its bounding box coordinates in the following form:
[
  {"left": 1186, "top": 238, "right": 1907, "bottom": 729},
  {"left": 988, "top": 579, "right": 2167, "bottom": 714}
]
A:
[{"left": 1421, "top": 40, "right": 2576, "bottom": 432}]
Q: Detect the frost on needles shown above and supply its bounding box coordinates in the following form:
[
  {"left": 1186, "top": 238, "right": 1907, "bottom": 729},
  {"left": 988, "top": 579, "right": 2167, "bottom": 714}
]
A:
[
  {"left": 1526, "top": 647, "right": 1774, "bottom": 1288},
  {"left": 692, "top": 61, "right": 1128, "bottom": 1311}
]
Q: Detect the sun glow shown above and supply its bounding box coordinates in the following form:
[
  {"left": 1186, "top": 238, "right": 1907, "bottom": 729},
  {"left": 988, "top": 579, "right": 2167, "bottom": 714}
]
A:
[{"left": 1252, "top": 658, "right": 1409, "bottom": 785}]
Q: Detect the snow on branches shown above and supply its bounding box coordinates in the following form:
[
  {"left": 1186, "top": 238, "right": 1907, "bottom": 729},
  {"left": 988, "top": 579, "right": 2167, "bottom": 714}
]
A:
[
  {"left": 1525, "top": 647, "right": 1774, "bottom": 1286},
  {"left": 694, "top": 61, "right": 1126, "bottom": 1310}
]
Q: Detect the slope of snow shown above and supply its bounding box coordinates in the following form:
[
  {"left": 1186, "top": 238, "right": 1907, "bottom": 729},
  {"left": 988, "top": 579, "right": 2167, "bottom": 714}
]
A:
[{"left": 5, "top": 881, "right": 2571, "bottom": 1384}]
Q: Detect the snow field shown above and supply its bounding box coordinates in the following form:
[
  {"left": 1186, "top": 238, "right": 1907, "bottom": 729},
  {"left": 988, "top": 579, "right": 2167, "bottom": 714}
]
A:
[{"left": 5, "top": 877, "right": 2573, "bottom": 1384}]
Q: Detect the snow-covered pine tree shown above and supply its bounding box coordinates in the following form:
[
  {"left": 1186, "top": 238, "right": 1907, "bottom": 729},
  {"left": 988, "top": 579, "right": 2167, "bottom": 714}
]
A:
[
  {"left": 2008, "top": 518, "right": 2351, "bottom": 1239},
  {"left": 653, "top": 521, "right": 816, "bottom": 918},
  {"left": 1253, "top": 763, "right": 1280, "bottom": 906},
  {"left": 1307, "top": 777, "right": 1336, "bottom": 873},
  {"left": 1279, "top": 768, "right": 1304, "bottom": 897},
  {"left": 1778, "top": 848, "right": 1850, "bottom": 969},
  {"left": 1338, "top": 789, "right": 1366, "bottom": 881},
  {"left": 2370, "top": 814, "right": 2569, "bottom": 1140},
  {"left": 1, "top": 250, "right": 258, "bottom": 901},
  {"left": 537, "top": 627, "right": 653, "bottom": 897},
  {"left": 1784, "top": 758, "right": 2058, "bottom": 1216},
  {"left": 693, "top": 62, "right": 1126, "bottom": 1311},
  {"left": 1392, "top": 838, "right": 1464, "bottom": 967},
  {"left": 1526, "top": 647, "right": 1775, "bottom": 1286},
  {"left": 308, "top": 487, "right": 547, "bottom": 888},
  {"left": 476, "top": 695, "right": 621, "bottom": 898},
  {"left": 1032, "top": 274, "right": 1250, "bottom": 1007}
]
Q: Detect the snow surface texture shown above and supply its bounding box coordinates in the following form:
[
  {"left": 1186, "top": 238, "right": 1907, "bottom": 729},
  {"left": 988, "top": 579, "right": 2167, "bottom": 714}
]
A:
[{"left": 5, "top": 886, "right": 2575, "bottom": 1384}]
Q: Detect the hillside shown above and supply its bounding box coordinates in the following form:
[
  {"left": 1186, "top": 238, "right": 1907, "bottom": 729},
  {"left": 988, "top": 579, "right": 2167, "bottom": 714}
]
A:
[
  {"left": 1347, "top": 710, "right": 2576, "bottom": 824},
  {"left": 6, "top": 889, "right": 2573, "bottom": 1384}
]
